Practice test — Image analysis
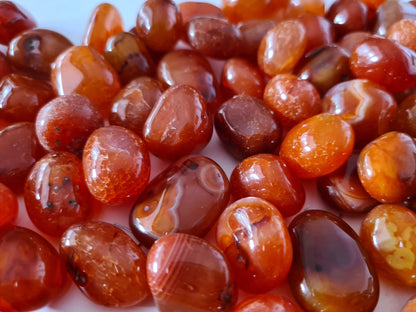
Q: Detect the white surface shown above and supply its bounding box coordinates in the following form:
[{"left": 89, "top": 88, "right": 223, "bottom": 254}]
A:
[{"left": 7, "top": 0, "right": 416, "bottom": 311}]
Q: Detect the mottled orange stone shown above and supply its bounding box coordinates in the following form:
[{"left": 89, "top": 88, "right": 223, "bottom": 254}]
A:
[
  {"left": 179, "top": 1, "right": 225, "bottom": 24},
  {"left": 387, "top": 19, "right": 416, "bottom": 53},
  {"left": 0, "top": 183, "right": 18, "bottom": 227},
  {"left": 83, "top": 3, "right": 123, "bottom": 55},
  {"left": 233, "top": 294, "right": 302, "bottom": 312},
  {"left": 0, "top": 1, "right": 36, "bottom": 45},
  {"left": 51, "top": 45, "right": 121, "bottom": 118}
]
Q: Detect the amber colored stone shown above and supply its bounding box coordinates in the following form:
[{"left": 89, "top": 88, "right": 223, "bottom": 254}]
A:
[
  {"left": 186, "top": 16, "right": 242, "bottom": 59},
  {"left": 8, "top": 28, "right": 73, "bottom": 79},
  {"left": 230, "top": 154, "right": 304, "bottom": 217},
  {"left": 104, "top": 32, "right": 154, "bottom": 85},
  {"left": 136, "top": 0, "right": 182, "bottom": 52},
  {"left": 280, "top": 113, "right": 354, "bottom": 179},
  {"left": 0, "top": 73, "right": 54, "bottom": 122},
  {"left": 295, "top": 44, "right": 351, "bottom": 95},
  {"left": 288, "top": 210, "right": 379, "bottom": 312},
  {"left": 221, "top": 0, "right": 290, "bottom": 24},
  {"left": 214, "top": 95, "right": 281, "bottom": 160},
  {"left": 373, "top": 0, "right": 416, "bottom": 36},
  {"left": 179, "top": 1, "right": 225, "bottom": 24},
  {"left": 216, "top": 197, "right": 292, "bottom": 293},
  {"left": 24, "top": 152, "right": 92, "bottom": 236},
  {"left": 0, "top": 1, "right": 36, "bottom": 45},
  {"left": 337, "top": 31, "right": 372, "bottom": 56},
  {"left": 233, "top": 294, "right": 301, "bottom": 312},
  {"left": 35, "top": 94, "right": 104, "bottom": 157},
  {"left": 387, "top": 19, "right": 416, "bottom": 53},
  {"left": 0, "top": 122, "right": 44, "bottom": 192},
  {"left": 297, "top": 0, "right": 325, "bottom": 16},
  {"left": 322, "top": 79, "right": 397, "bottom": 148},
  {"left": 143, "top": 85, "right": 212, "bottom": 160},
  {"left": 130, "top": 155, "right": 229, "bottom": 247},
  {"left": 0, "top": 225, "right": 66, "bottom": 311},
  {"left": 157, "top": 49, "right": 219, "bottom": 111},
  {"left": 395, "top": 94, "right": 416, "bottom": 137},
  {"left": 263, "top": 73, "right": 321, "bottom": 128},
  {"left": 298, "top": 13, "right": 335, "bottom": 54},
  {"left": 361, "top": 204, "right": 416, "bottom": 287},
  {"left": 83, "top": 3, "right": 123, "bottom": 55},
  {"left": 0, "top": 52, "right": 12, "bottom": 81},
  {"left": 60, "top": 221, "right": 149, "bottom": 307},
  {"left": 0, "top": 183, "right": 18, "bottom": 227},
  {"left": 109, "top": 77, "right": 164, "bottom": 135},
  {"left": 350, "top": 37, "right": 416, "bottom": 93},
  {"left": 147, "top": 233, "right": 237, "bottom": 312},
  {"left": 51, "top": 45, "right": 121, "bottom": 118},
  {"left": 357, "top": 131, "right": 416, "bottom": 203},
  {"left": 237, "top": 19, "right": 276, "bottom": 61},
  {"left": 221, "top": 58, "right": 265, "bottom": 99},
  {"left": 258, "top": 19, "right": 307, "bottom": 77},
  {"left": 83, "top": 126, "right": 150, "bottom": 205},
  {"left": 317, "top": 154, "right": 379, "bottom": 214},
  {"left": 402, "top": 295, "right": 416, "bottom": 312}
]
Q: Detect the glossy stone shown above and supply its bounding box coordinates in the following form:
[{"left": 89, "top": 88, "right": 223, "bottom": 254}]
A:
[
  {"left": 130, "top": 155, "right": 229, "bottom": 247},
  {"left": 322, "top": 79, "right": 397, "bottom": 148},
  {"left": 0, "top": 183, "right": 18, "bottom": 227},
  {"left": 51, "top": 45, "right": 121, "bottom": 118},
  {"left": 24, "top": 152, "right": 92, "bottom": 236},
  {"left": 357, "top": 131, "right": 416, "bottom": 203},
  {"left": 147, "top": 233, "right": 237, "bottom": 312},
  {"left": 143, "top": 85, "right": 212, "bottom": 160},
  {"left": 0, "top": 1, "right": 36, "bottom": 45},
  {"left": 230, "top": 154, "right": 305, "bottom": 217},
  {"left": 35, "top": 94, "right": 104, "bottom": 157},
  {"left": 298, "top": 13, "right": 335, "bottom": 54},
  {"left": 104, "top": 32, "right": 154, "bottom": 85},
  {"left": 233, "top": 294, "right": 301, "bottom": 312},
  {"left": 83, "top": 126, "right": 150, "bottom": 205},
  {"left": 179, "top": 1, "right": 225, "bottom": 24},
  {"left": 60, "top": 222, "right": 149, "bottom": 307},
  {"left": 288, "top": 210, "right": 379, "bottom": 312},
  {"left": 0, "top": 122, "right": 44, "bottom": 192},
  {"left": 373, "top": 0, "right": 416, "bottom": 36},
  {"left": 8, "top": 28, "right": 73, "bottom": 79},
  {"left": 0, "top": 225, "right": 66, "bottom": 311},
  {"left": 222, "top": 0, "right": 290, "bottom": 23},
  {"left": 0, "top": 73, "right": 54, "bottom": 122},
  {"left": 387, "top": 19, "right": 416, "bottom": 53},
  {"left": 361, "top": 204, "right": 416, "bottom": 287},
  {"left": 216, "top": 197, "right": 293, "bottom": 293},
  {"left": 0, "top": 52, "right": 12, "bottom": 81},
  {"left": 82, "top": 3, "right": 123, "bottom": 55},
  {"left": 395, "top": 94, "right": 416, "bottom": 137},
  {"left": 337, "top": 31, "right": 372, "bottom": 56}
]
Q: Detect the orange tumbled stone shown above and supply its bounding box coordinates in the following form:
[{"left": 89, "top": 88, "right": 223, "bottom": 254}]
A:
[
  {"left": 51, "top": 45, "right": 121, "bottom": 118},
  {"left": 387, "top": 19, "right": 416, "bottom": 53},
  {"left": 83, "top": 3, "right": 123, "bottom": 55},
  {"left": 233, "top": 294, "right": 301, "bottom": 312},
  {"left": 0, "top": 183, "right": 18, "bottom": 227}
]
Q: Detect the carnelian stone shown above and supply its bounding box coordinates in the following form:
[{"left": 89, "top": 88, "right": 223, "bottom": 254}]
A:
[
  {"left": 147, "top": 233, "right": 237, "bottom": 312},
  {"left": 263, "top": 73, "right": 321, "bottom": 128},
  {"left": 357, "top": 131, "right": 416, "bottom": 203},
  {"left": 83, "top": 3, "right": 123, "bottom": 55},
  {"left": 136, "top": 0, "right": 182, "bottom": 52},
  {"left": 0, "top": 73, "right": 54, "bottom": 122},
  {"left": 373, "top": 0, "right": 416, "bottom": 36},
  {"left": 361, "top": 204, "right": 416, "bottom": 287},
  {"left": 8, "top": 28, "right": 73, "bottom": 79},
  {"left": 130, "top": 155, "right": 229, "bottom": 247},
  {"left": 230, "top": 154, "right": 304, "bottom": 217},
  {"left": 143, "top": 85, "right": 212, "bottom": 160},
  {"left": 104, "top": 32, "right": 154, "bottom": 85},
  {"left": 258, "top": 19, "right": 307, "bottom": 77},
  {"left": 83, "top": 126, "right": 150, "bottom": 205},
  {"left": 395, "top": 94, "right": 416, "bottom": 137},
  {"left": 280, "top": 113, "right": 354, "bottom": 179},
  {"left": 322, "top": 79, "right": 397, "bottom": 148},
  {"left": 60, "top": 221, "right": 149, "bottom": 307},
  {"left": 0, "top": 1, "right": 36, "bottom": 45},
  {"left": 179, "top": 1, "right": 225, "bottom": 24},
  {"left": 221, "top": 58, "right": 265, "bottom": 99},
  {"left": 350, "top": 37, "right": 416, "bottom": 93},
  {"left": 0, "top": 225, "right": 66, "bottom": 311},
  {"left": 387, "top": 19, "right": 416, "bottom": 53},
  {"left": 51, "top": 45, "right": 121, "bottom": 118},
  {"left": 0, "top": 52, "right": 12, "bottom": 81},
  {"left": 216, "top": 197, "right": 293, "bottom": 293},
  {"left": 0, "top": 183, "right": 18, "bottom": 227},
  {"left": 297, "top": 0, "right": 325, "bottom": 16},
  {"left": 337, "top": 31, "right": 372, "bottom": 56},
  {"left": 214, "top": 95, "right": 281, "bottom": 160},
  {"left": 24, "top": 152, "right": 92, "bottom": 236},
  {"left": 298, "top": 13, "right": 335, "bottom": 54},
  {"left": 221, "top": 0, "right": 290, "bottom": 24},
  {"left": 359, "top": 0, "right": 386, "bottom": 10},
  {"left": 288, "top": 210, "right": 379, "bottom": 312},
  {"left": 402, "top": 295, "right": 416, "bottom": 312},
  {"left": 233, "top": 294, "right": 301, "bottom": 312},
  {"left": 317, "top": 154, "right": 379, "bottom": 214},
  {"left": 35, "top": 94, "right": 104, "bottom": 157},
  {"left": 157, "top": 49, "right": 219, "bottom": 111},
  {"left": 0, "top": 122, "right": 44, "bottom": 192}
]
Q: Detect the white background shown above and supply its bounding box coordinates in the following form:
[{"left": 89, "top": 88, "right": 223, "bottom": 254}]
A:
[{"left": 6, "top": 0, "right": 416, "bottom": 311}]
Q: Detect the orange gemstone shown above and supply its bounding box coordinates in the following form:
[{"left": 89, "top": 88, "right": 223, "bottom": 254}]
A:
[
  {"left": 0, "top": 183, "right": 18, "bottom": 227},
  {"left": 233, "top": 294, "right": 301, "bottom": 312}
]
